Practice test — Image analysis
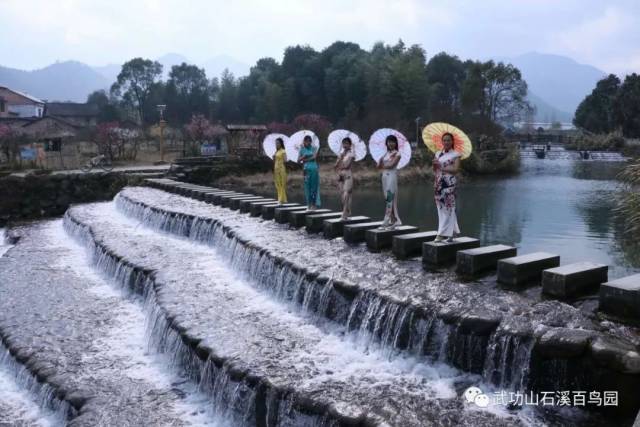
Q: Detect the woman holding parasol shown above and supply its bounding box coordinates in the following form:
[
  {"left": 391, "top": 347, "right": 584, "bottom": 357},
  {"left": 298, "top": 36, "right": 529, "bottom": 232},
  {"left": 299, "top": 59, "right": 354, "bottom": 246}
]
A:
[{"left": 422, "top": 122, "right": 472, "bottom": 242}]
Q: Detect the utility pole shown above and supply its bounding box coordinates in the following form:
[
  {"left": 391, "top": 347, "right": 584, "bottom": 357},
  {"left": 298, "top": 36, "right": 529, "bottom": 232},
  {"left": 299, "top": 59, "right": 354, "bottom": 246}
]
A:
[{"left": 157, "top": 104, "right": 167, "bottom": 162}]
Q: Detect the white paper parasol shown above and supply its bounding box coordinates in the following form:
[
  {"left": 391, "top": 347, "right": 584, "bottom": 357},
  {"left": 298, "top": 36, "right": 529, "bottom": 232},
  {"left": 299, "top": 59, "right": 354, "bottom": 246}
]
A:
[
  {"left": 262, "top": 133, "right": 289, "bottom": 159},
  {"left": 328, "top": 129, "right": 367, "bottom": 161},
  {"left": 368, "top": 128, "right": 412, "bottom": 169},
  {"left": 288, "top": 130, "right": 320, "bottom": 162}
]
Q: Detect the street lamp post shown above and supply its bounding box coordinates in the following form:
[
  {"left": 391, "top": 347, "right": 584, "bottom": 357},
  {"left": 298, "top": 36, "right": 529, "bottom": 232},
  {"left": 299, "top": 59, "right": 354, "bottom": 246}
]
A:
[
  {"left": 157, "top": 104, "right": 167, "bottom": 162},
  {"left": 415, "top": 116, "right": 422, "bottom": 146}
]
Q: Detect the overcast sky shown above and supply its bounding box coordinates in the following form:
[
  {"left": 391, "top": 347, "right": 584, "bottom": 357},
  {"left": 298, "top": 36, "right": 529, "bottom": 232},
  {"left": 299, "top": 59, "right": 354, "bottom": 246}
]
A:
[{"left": 1, "top": 0, "right": 639, "bottom": 75}]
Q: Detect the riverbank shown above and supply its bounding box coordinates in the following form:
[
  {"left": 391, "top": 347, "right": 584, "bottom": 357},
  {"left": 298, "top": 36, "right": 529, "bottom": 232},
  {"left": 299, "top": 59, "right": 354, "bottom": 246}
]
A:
[{"left": 214, "top": 162, "right": 435, "bottom": 192}]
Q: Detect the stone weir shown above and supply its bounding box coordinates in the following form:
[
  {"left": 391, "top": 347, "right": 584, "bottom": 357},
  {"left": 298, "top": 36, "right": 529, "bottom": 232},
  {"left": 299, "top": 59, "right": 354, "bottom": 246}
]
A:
[
  {"left": 119, "top": 185, "right": 640, "bottom": 417},
  {"left": 61, "top": 202, "right": 517, "bottom": 426}
]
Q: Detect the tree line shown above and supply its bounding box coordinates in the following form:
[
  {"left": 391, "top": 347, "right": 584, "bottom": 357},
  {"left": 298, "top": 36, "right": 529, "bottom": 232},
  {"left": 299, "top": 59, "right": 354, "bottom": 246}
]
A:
[
  {"left": 574, "top": 73, "right": 640, "bottom": 138},
  {"left": 88, "top": 41, "right": 532, "bottom": 139}
]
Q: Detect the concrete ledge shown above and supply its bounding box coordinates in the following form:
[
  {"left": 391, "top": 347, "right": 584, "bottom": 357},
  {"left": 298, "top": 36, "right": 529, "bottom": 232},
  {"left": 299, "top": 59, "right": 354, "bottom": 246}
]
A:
[
  {"left": 289, "top": 209, "right": 332, "bottom": 228},
  {"left": 211, "top": 192, "right": 245, "bottom": 205},
  {"left": 422, "top": 237, "right": 480, "bottom": 267},
  {"left": 322, "top": 216, "right": 370, "bottom": 239},
  {"left": 274, "top": 206, "right": 308, "bottom": 224},
  {"left": 542, "top": 262, "right": 608, "bottom": 298},
  {"left": 220, "top": 194, "right": 255, "bottom": 208},
  {"left": 305, "top": 212, "right": 343, "bottom": 233},
  {"left": 599, "top": 273, "right": 640, "bottom": 321},
  {"left": 263, "top": 203, "right": 301, "bottom": 220},
  {"left": 391, "top": 231, "right": 437, "bottom": 259},
  {"left": 239, "top": 198, "right": 274, "bottom": 213},
  {"left": 249, "top": 201, "right": 286, "bottom": 217},
  {"left": 343, "top": 221, "right": 384, "bottom": 244},
  {"left": 497, "top": 252, "right": 560, "bottom": 287},
  {"left": 456, "top": 244, "right": 517, "bottom": 277},
  {"left": 365, "top": 225, "right": 419, "bottom": 252},
  {"left": 229, "top": 196, "right": 264, "bottom": 210}
]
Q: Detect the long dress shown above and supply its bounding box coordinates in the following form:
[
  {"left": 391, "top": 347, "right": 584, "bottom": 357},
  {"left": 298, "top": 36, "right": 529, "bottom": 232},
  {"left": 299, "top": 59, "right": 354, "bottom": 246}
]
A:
[
  {"left": 299, "top": 145, "right": 321, "bottom": 208},
  {"left": 273, "top": 148, "right": 288, "bottom": 203},
  {"left": 336, "top": 149, "right": 354, "bottom": 219},
  {"left": 381, "top": 150, "right": 401, "bottom": 226},
  {"left": 434, "top": 149, "right": 461, "bottom": 237}
]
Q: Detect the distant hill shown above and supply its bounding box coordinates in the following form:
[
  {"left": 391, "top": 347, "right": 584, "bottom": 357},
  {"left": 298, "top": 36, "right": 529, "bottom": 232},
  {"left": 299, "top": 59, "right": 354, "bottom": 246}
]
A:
[
  {"left": 497, "top": 52, "right": 606, "bottom": 120},
  {"left": 527, "top": 92, "right": 573, "bottom": 123},
  {"left": 0, "top": 61, "right": 109, "bottom": 102},
  {"left": 201, "top": 55, "right": 250, "bottom": 80}
]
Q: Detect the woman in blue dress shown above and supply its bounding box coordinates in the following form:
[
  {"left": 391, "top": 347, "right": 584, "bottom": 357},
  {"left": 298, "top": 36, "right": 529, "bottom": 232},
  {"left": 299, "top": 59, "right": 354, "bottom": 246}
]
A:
[{"left": 298, "top": 135, "right": 321, "bottom": 210}]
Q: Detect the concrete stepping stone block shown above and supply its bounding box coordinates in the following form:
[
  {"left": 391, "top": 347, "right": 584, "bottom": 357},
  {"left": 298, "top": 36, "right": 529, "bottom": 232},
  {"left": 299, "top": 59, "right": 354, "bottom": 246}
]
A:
[
  {"left": 290, "top": 209, "right": 332, "bottom": 228},
  {"left": 262, "top": 203, "right": 301, "bottom": 220},
  {"left": 599, "top": 273, "right": 640, "bottom": 321},
  {"left": 229, "top": 196, "right": 264, "bottom": 210},
  {"left": 542, "top": 262, "right": 608, "bottom": 298},
  {"left": 497, "top": 252, "right": 560, "bottom": 287},
  {"left": 343, "top": 221, "right": 385, "bottom": 244},
  {"left": 212, "top": 193, "right": 246, "bottom": 205},
  {"left": 422, "top": 237, "right": 480, "bottom": 267},
  {"left": 239, "top": 198, "right": 275, "bottom": 213},
  {"left": 204, "top": 191, "right": 236, "bottom": 203},
  {"left": 365, "top": 225, "right": 419, "bottom": 252},
  {"left": 305, "top": 212, "right": 343, "bottom": 233},
  {"left": 250, "top": 201, "right": 290, "bottom": 217},
  {"left": 391, "top": 231, "right": 438, "bottom": 259},
  {"left": 456, "top": 244, "right": 518, "bottom": 277},
  {"left": 274, "top": 206, "right": 308, "bottom": 223},
  {"left": 322, "top": 216, "right": 371, "bottom": 239},
  {"left": 219, "top": 194, "right": 252, "bottom": 207}
]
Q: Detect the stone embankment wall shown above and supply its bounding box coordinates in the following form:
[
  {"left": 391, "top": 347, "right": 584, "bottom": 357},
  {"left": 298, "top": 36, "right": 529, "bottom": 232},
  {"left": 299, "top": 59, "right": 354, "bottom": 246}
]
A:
[{"left": 0, "top": 173, "right": 145, "bottom": 226}]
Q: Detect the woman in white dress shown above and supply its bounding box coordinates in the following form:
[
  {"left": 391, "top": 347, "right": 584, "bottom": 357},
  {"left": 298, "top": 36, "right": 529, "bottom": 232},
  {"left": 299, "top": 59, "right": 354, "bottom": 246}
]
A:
[
  {"left": 335, "top": 137, "right": 355, "bottom": 220},
  {"left": 377, "top": 134, "right": 402, "bottom": 229},
  {"left": 432, "top": 132, "right": 461, "bottom": 242}
]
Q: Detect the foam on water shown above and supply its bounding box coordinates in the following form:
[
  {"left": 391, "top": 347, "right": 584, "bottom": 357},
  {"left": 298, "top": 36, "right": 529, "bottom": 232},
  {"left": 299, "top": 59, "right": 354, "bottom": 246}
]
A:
[
  {"left": 0, "top": 228, "right": 63, "bottom": 426},
  {"left": 45, "top": 222, "right": 223, "bottom": 426}
]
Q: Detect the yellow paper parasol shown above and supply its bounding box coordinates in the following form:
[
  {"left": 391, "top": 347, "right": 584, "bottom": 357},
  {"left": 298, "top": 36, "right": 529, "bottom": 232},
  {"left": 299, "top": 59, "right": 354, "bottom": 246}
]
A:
[{"left": 422, "top": 122, "right": 473, "bottom": 159}]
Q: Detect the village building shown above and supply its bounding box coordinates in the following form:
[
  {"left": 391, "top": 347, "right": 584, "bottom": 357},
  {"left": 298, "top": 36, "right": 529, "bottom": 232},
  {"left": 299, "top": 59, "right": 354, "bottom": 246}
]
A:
[
  {"left": 0, "top": 86, "right": 45, "bottom": 118},
  {"left": 44, "top": 102, "right": 99, "bottom": 127}
]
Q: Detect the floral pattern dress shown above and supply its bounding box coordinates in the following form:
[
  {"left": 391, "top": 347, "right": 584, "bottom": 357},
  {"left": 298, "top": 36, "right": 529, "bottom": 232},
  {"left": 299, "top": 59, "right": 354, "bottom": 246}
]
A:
[{"left": 434, "top": 149, "right": 460, "bottom": 237}]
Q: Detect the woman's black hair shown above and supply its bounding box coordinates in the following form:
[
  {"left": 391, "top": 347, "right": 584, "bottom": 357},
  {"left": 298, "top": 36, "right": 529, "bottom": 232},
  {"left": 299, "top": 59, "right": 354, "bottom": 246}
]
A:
[
  {"left": 442, "top": 132, "right": 455, "bottom": 142},
  {"left": 275, "top": 138, "right": 285, "bottom": 150},
  {"left": 303, "top": 135, "right": 312, "bottom": 143},
  {"left": 342, "top": 137, "right": 352, "bottom": 145},
  {"left": 385, "top": 134, "right": 398, "bottom": 150}
]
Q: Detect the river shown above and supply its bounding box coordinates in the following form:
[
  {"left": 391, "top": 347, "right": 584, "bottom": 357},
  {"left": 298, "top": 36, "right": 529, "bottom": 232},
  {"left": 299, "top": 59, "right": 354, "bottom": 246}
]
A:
[{"left": 278, "top": 157, "right": 639, "bottom": 280}]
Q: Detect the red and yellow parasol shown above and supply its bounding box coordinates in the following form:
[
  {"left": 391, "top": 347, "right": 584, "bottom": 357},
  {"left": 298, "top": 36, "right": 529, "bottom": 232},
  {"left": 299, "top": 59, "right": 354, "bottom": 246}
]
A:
[{"left": 422, "top": 122, "right": 473, "bottom": 159}]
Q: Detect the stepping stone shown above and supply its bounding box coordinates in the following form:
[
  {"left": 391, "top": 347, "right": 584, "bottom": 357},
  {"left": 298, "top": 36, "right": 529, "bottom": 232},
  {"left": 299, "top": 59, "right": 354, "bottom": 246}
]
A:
[
  {"left": 599, "top": 273, "right": 640, "bottom": 321},
  {"left": 239, "top": 198, "right": 275, "bottom": 213},
  {"left": 422, "top": 237, "right": 480, "bottom": 267},
  {"left": 250, "top": 201, "right": 291, "bottom": 217},
  {"left": 289, "top": 209, "right": 332, "bottom": 228},
  {"left": 343, "top": 221, "right": 385, "bottom": 244},
  {"left": 456, "top": 244, "right": 518, "bottom": 277},
  {"left": 229, "top": 196, "right": 264, "bottom": 210},
  {"left": 365, "top": 225, "right": 419, "bottom": 252},
  {"left": 204, "top": 191, "right": 236, "bottom": 203},
  {"left": 221, "top": 194, "right": 256, "bottom": 208},
  {"left": 392, "top": 231, "right": 437, "bottom": 259},
  {"left": 497, "top": 252, "right": 560, "bottom": 287},
  {"left": 542, "top": 262, "right": 608, "bottom": 298},
  {"left": 305, "top": 212, "right": 343, "bottom": 233},
  {"left": 262, "top": 203, "right": 301, "bottom": 220},
  {"left": 193, "top": 189, "right": 223, "bottom": 201},
  {"left": 323, "top": 216, "right": 370, "bottom": 239},
  {"left": 211, "top": 193, "right": 246, "bottom": 205},
  {"left": 274, "top": 206, "right": 308, "bottom": 223}
]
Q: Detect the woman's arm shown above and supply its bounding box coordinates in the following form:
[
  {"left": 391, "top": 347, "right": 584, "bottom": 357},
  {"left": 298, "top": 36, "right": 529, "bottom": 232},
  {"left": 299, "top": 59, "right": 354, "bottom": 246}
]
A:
[
  {"left": 442, "top": 157, "right": 460, "bottom": 174},
  {"left": 385, "top": 152, "right": 401, "bottom": 169}
]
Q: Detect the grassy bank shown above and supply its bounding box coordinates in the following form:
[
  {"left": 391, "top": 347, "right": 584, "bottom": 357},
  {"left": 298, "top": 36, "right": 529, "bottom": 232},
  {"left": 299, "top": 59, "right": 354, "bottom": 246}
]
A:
[{"left": 215, "top": 161, "right": 434, "bottom": 192}]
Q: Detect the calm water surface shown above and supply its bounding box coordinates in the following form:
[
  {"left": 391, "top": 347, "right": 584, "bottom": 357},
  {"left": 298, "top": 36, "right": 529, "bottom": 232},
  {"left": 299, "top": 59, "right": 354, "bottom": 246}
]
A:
[{"left": 275, "top": 157, "right": 639, "bottom": 279}]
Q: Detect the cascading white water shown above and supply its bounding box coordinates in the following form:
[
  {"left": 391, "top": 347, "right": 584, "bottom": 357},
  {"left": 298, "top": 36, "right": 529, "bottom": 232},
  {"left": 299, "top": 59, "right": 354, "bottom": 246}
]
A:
[{"left": 114, "top": 193, "right": 537, "bottom": 395}]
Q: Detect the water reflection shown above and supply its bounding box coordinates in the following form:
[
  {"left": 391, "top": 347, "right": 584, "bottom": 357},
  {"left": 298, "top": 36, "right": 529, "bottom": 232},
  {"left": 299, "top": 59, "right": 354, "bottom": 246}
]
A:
[{"left": 253, "top": 158, "right": 639, "bottom": 279}]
